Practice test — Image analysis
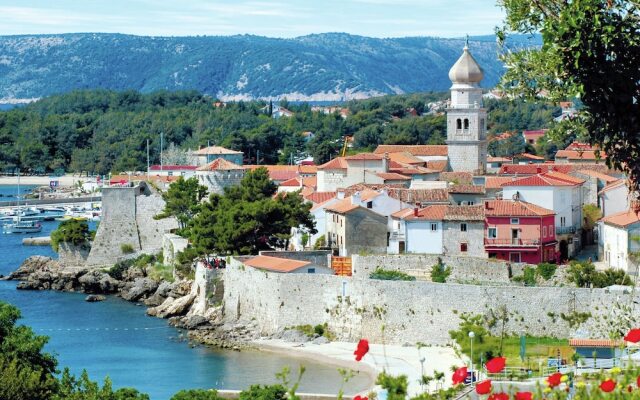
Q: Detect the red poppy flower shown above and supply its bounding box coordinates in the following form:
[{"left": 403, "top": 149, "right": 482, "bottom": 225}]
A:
[
  {"left": 515, "top": 392, "right": 533, "bottom": 400},
  {"left": 452, "top": 366, "right": 467, "bottom": 385},
  {"left": 547, "top": 372, "right": 563, "bottom": 387},
  {"left": 354, "top": 396, "right": 368, "bottom": 400},
  {"left": 486, "top": 357, "right": 506, "bottom": 373},
  {"left": 354, "top": 339, "right": 369, "bottom": 361},
  {"left": 637, "top": 375, "right": 640, "bottom": 388},
  {"left": 600, "top": 379, "right": 616, "bottom": 392},
  {"left": 488, "top": 392, "right": 509, "bottom": 400},
  {"left": 476, "top": 379, "right": 492, "bottom": 395},
  {"left": 625, "top": 329, "right": 640, "bottom": 343}
]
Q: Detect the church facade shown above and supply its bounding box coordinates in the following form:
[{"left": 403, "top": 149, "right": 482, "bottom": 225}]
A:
[{"left": 446, "top": 42, "right": 488, "bottom": 174}]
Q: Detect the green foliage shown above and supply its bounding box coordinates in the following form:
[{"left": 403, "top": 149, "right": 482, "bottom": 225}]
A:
[
  {"left": 430, "top": 258, "right": 451, "bottom": 283},
  {"left": 185, "top": 168, "right": 316, "bottom": 256},
  {"left": 170, "top": 389, "right": 223, "bottom": 400},
  {"left": 106, "top": 253, "right": 160, "bottom": 280},
  {"left": 50, "top": 219, "right": 92, "bottom": 252},
  {"left": 313, "top": 235, "right": 326, "bottom": 249},
  {"left": 560, "top": 311, "right": 592, "bottom": 328},
  {"left": 567, "top": 261, "right": 632, "bottom": 288},
  {"left": 376, "top": 372, "right": 409, "bottom": 400},
  {"left": 521, "top": 266, "right": 537, "bottom": 286},
  {"left": 148, "top": 264, "right": 175, "bottom": 283},
  {"left": 238, "top": 385, "right": 286, "bottom": 400},
  {"left": 498, "top": 0, "right": 640, "bottom": 191},
  {"left": 157, "top": 177, "right": 208, "bottom": 230},
  {"left": 290, "top": 323, "right": 334, "bottom": 341},
  {"left": 448, "top": 313, "right": 494, "bottom": 364},
  {"left": 120, "top": 244, "right": 135, "bottom": 254},
  {"left": 582, "top": 204, "right": 602, "bottom": 230},
  {"left": 536, "top": 262, "right": 557, "bottom": 281},
  {"left": 54, "top": 369, "right": 149, "bottom": 400},
  {"left": 370, "top": 267, "right": 416, "bottom": 281}
]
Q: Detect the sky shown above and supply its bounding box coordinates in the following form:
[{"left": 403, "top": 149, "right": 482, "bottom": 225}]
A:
[{"left": 0, "top": 0, "right": 504, "bottom": 38}]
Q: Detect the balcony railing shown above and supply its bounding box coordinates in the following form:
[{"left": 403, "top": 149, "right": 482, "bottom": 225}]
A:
[
  {"left": 556, "top": 226, "right": 577, "bottom": 235},
  {"left": 485, "top": 238, "right": 541, "bottom": 247}
]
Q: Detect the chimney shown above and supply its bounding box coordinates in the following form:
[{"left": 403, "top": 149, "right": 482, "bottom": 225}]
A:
[
  {"left": 536, "top": 166, "right": 542, "bottom": 174},
  {"left": 414, "top": 207, "right": 419, "bottom": 217},
  {"left": 351, "top": 191, "right": 361, "bottom": 205},
  {"left": 484, "top": 200, "right": 491, "bottom": 210},
  {"left": 383, "top": 152, "right": 390, "bottom": 173}
]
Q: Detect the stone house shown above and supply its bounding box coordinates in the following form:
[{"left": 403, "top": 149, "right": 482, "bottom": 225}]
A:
[
  {"left": 192, "top": 145, "right": 243, "bottom": 167},
  {"left": 571, "top": 169, "right": 619, "bottom": 208},
  {"left": 196, "top": 158, "right": 245, "bottom": 195},
  {"left": 484, "top": 199, "right": 558, "bottom": 264},
  {"left": 598, "top": 209, "right": 640, "bottom": 276},
  {"left": 325, "top": 198, "right": 388, "bottom": 256},
  {"left": 398, "top": 204, "right": 485, "bottom": 257}
]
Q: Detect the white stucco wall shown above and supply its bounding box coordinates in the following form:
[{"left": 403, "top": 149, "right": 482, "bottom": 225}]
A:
[{"left": 405, "top": 220, "right": 443, "bottom": 254}]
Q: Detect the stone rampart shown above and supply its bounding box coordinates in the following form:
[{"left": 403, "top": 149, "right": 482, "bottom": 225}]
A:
[
  {"left": 57, "top": 243, "right": 90, "bottom": 268},
  {"left": 223, "top": 257, "right": 635, "bottom": 345},
  {"left": 351, "top": 254, "right": 528, "bottom": 284},
  {"left": 163, "top": 234, "right": 189, "bottom": 266}
]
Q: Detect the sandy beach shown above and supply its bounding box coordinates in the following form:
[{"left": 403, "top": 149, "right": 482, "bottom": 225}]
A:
[
  {"left": 253, "top": 339, "right": 465, "bottom": 397},
  {"left": 0, "top": 175, "right": 81, "bottom": 187}
]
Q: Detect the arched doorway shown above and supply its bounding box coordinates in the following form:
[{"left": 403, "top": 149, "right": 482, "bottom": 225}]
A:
[{"left": 559, "top": 240, "right": 569, "bottom": 262}]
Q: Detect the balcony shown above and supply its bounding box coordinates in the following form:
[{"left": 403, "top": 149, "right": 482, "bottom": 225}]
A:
[
  {"left": 556, "top": 226, "right": 577, "bottom": 235},
  {"left": 485, "top": 238, "right": 541, "bottom": 247}
]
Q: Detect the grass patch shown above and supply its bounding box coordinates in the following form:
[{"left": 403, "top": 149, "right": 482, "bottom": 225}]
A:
[
  {"left": 370, "top": 267, "right": 416, "bottom": 281},
  {"left": 148, "top": 263, "right": 175, "bottom": 283}
]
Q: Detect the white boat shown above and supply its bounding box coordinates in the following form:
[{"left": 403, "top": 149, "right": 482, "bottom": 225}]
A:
[{"left": 2, "top": 217, "right": 42, "bottom": 234}]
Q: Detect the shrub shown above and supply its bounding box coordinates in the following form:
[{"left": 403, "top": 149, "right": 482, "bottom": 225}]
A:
[
  {"left": 238, "top": 385, "right": 286, "bottom": 400},
  {"left": 313, "top": 234, "right": 326, "bottom": 249},
  {"left": 567, "top": 261, "right": 632, "bottom": 288},
  {"left": 313, "top": 324, "right": 325, "bottom": 336},
  {"left": 430, "top": 258, "right": 451, "bottom": 283},
  {"left": 107, "top": 259, "right": 135, "bottom": 280},
  {"left": 536, "top": 262, "right": 557, "bottom": 280},
  {"left": 50, "top": 219, "right": 92, "bottom": 252},
  {"left": 170, "top": 389, "right": 223, "bottom": 400},
  {"left": 370, "top": 267, "right": 416, "bottom": 281},
  {"left": 120, "top": 243, "right": 135, "bottom": 254}
]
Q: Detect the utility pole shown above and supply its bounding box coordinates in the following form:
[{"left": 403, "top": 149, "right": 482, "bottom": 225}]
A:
[
  {"left": 160, "top": 132, "right": 164, "bottom": 171},
  {"left": 257, "top": 150, "right": 260, "bottom": 165},
  {"left": 146, "top": 139, "right": 150, "bottom": 179}
]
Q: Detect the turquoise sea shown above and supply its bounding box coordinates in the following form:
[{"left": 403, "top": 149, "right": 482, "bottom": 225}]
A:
[{"left": 0, "top": 185, "right": 370, "bottom": 399}]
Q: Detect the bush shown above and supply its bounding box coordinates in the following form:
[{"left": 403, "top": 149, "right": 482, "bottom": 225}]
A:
[
  {"left": 107, "top": 259, "right": 135, "bottom": 280},
  {"left": 120, "top": 243, "right": 135, "bottom": 254},
  {"left": 513, "top": 266, "right": 537, "bottom": 286},
  {"left": 536, "top": 262, "right": 557, "bottom": 280},
  {"left": 313, "top": 235, "right": 326, "bottom": 249},
  {"left": 370, "top": 267, "right": 416, "bottom": 281},
  {"left": 567, "top": 261, "right": 632, "bottom": 288},
  {"left": 170, "top": 389, "right": 223, "bottom": 400},
  {"left": 50, "top": 219, "right": 92, "bottom": 252},
  {"left": 238, "top": 384, "right": 286, "bottom": 400},
  {"left": 430, "top": 258, "right": 451, "bottom": 283}
]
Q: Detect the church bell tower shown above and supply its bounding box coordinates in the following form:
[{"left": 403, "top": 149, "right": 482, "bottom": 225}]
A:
[{"left": 446, "top": 39, "right": 488, "bottom": 174}]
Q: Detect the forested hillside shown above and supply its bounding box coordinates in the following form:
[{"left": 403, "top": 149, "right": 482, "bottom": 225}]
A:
[
  {"left": 0, "top": 33, "right": 539, "bottom": 101},
  {"left": 0, "top": 89, "right": 560, "bottom": 175}
]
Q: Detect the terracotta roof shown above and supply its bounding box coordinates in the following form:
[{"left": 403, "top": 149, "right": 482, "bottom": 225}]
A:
[
  {"left": 484, "top": 200, "right": 555, "bottom": 217},
  {"left": 193, "top": 146, "right": 243, "bottom": 155},
  {"left": 600, "top": 209, "right": 640, "bottom": 228},
  {"left": 499, "top": 163, "right": 615, "bottom": 176},
  {"left": 575, "top": 170, "right": 618, "bottom": 184},
  {"left": 515, "top": 153, "right": 545, "bottom": 160},
  {"left": 440, "top": 172, "right": 474, "bottom": 184},
  {"left": 244, "top": 255, "right": 310, "bottom": 273},
  {"left": 317, "top": 157, "right": 348, "bottom": 170},
  {"left": 487, "top": 156, "right": 512, "bottom": 163},
  {"left": 403, "top": 205, "right": 484, "bottom": 221},
  {"left": 448, "top": 184, "right": 485, "bottom": 194},
  {"left": 485, "top": 176, "right": 516, "bottom": 189},
  {"left": 426, "top": 160, "right": 449, "bottom": 172},
  {"left": 310, "top": 197, "right": 337, "bottom": 212},
  {"left": 598, "top": 179, "right": 627, "bottom": 196},
  {"left": 279, "top": 176, "right": 317, "bottom": 188},
  {"left": 344, "top": 153, "right": 384, "bottom": 161},
  {"left": 569, "top": 339, "right": 624, "bottom": 348},
  {"left": 304, "top": 191, "right": 337, "bottom": 204},
  {"left": 387, "top": 152, "right": 426, "bottom": 165},
  {"left": 386, "top": 188, "right": 450, "bottom": 204},
  {"left": 299, "top": 165, "right": 318, "bottom": 174},
  {"left": 149, "top": 165, "right": 197, "bottom": 171},
  {"left": 555, "top": 150, "right": 605, "bottom": 161},
  {"left": 196, "top": 158, "right": 244, "bottom": 171},
  {"left": 390, "top": 208, "right": 415, "bottom": 219},
  {"left": 502, "top": 172, "right": 584, "bottom": 187},
  {"left": 358, "top": 189, "right": 383, "bottom": 202},
  {"left": 373, "top": 145, "right": 448, "bottom": 157},
  {"left": 522, "top": 129, "right": 548, "bottom": 138},
  {"left": 377, "top": 172, "right": 411, "bottom": 181},
  {"left": 565, "top": 142, "right": 598, "bottom": 151},
  {"left": 325, "top": 198, "right": 359, "bottom": 214}
]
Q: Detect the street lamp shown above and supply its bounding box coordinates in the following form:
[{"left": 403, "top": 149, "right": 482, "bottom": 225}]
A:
[{"left": 469, "top": 331, "right": 475, "bottom": 384}]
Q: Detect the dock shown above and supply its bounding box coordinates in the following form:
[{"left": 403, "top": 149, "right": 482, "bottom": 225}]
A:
[{"left": 22, "top": 236, "right": 52, "bottom": 246}]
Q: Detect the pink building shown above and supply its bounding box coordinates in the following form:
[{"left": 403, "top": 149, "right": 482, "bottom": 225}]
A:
[{"left": 484, "top": 200, "right": 558, "bottom": 264}]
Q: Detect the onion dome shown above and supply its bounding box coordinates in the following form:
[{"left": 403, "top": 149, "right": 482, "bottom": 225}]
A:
[{"left": 448, "top": 44, "right": 484, "bottom": 84}]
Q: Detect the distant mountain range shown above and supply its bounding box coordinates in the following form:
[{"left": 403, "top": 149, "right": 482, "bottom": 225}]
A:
[{"left": 0, "top": 33, "right": 540, "bottom": 102}]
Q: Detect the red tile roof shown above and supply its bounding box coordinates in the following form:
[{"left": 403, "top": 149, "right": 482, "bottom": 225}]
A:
[
  {"left": 373, "top": 145, "right": 448, "bottom": 157},
  {"left": 575, "top": 170, "right": 618, "bottom": 184},
  {"left": 485, "top": 176, "right": 516, "bottom": 189},
  {"left": 304, "top": 191, "right": 337, "bottom": 204},
  {"left": 344, "top": 153, "right": 384, "bottom": 161},
  {"left": 149, "top": 165, "right": 197, "bottom": 171},
  {"left": 555, "top": 149, "right": 605, "bottom": 161},
  {"left": 569, "top": 339, "right": 623, "bottom": 348},
  {"left": 440, "top": 172, "right": 474, "bottom": 184},
  {"left": 499, "top": 163, "right": 615, "bottom": 176},
  {"left": 317, "top": 157, "right": 348, "bottom": 170},
  {"left": 196, "top": 158, "right": 244, "bottom": 171},
  {"left": 484, "top": 200, "right": 555, "bottom": 217},
  {"left": 386, "top": 188, "right": 450, "bottom": 204},
  {"left": 598, "top": 179, "right": 627, "bottom": 196},
  {"left": 390, "top": 208, "right": 415, "bottom": 219},
  {"left": 600, "top": 209, "right": 640, "bottom": 228},
  {"left": 244, "top": 255, "right": 311, "bottom": 273},
  {"left": 487, "top": 156, "right": 512, "bottom": 163},
  {"left": 522, "top": 129, "right": 548, "bottom": 138},
  {"left": 448, "top": 184, "right": 485, "bottom": 194},
  {"left": 387, "top": 152, "right": 426, "bottom": 165},
  {"left": 427, "top": 160, "right": 449, "bottom": 172},
  {"left": 279, "top": 176, "right": 317, "bottom": 188},
  {"left": 515, "top": 153, "right": 545, "bottom": 161},
  {"left": 325, "top": 198, "right": 359, "bottom": 214},
  {"left": 502, "top": 172, "right": 584, "bottom": 187},
  {"left": 377, "top": 172, "right": 411, "bottom": 181},
  {"left": 403, "top": 205, "right": 485, "bottom": 221}
]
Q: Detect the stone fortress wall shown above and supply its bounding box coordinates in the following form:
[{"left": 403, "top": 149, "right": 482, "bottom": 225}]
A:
[{"left": 222, "top": 254, "right": 635, "bottom": 345}]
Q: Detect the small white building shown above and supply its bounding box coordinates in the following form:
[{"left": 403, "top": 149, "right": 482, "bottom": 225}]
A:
[
  {"left": 598, "top": 180, "right": 629, "bottom": 217},
  {"left": 598, "top": 209, "right": 640, "bottom": 276},
  {"left": 148, "top": 165, "right": 197, "bottom": 178},
  {"left": 316, "top": 153, "right": 388, "bottom": 192}
]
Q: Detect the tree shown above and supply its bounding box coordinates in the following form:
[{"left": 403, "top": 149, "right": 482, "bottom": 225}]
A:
[
  {"left": 582, "top": 204, "right": 602, "bottom": 230},
  {"left": 50, "top": 219, "right": 93, "bottom": 252},
  {"left": 157, "top": 177, "right": 208, "bottom": 230},
  {"left": 498, "top": 0, "right": 640, "bottom": 191},
  {"left": 170, "top": 389, "right": 223, "bottom": 400}
]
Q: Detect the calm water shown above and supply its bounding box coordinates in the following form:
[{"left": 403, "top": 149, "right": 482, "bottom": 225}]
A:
[{"left": 0, "top": 186, "right": 370, "bottom": 399}]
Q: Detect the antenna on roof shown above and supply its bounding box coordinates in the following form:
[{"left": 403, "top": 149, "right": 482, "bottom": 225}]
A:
[{"left": 465, "top": 34, "right": 469, "bottom": 49}]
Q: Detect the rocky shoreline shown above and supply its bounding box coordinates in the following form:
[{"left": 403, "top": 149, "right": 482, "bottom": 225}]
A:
[{"left": 4, "top": 255, "right": 260, "bottom": 351}]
